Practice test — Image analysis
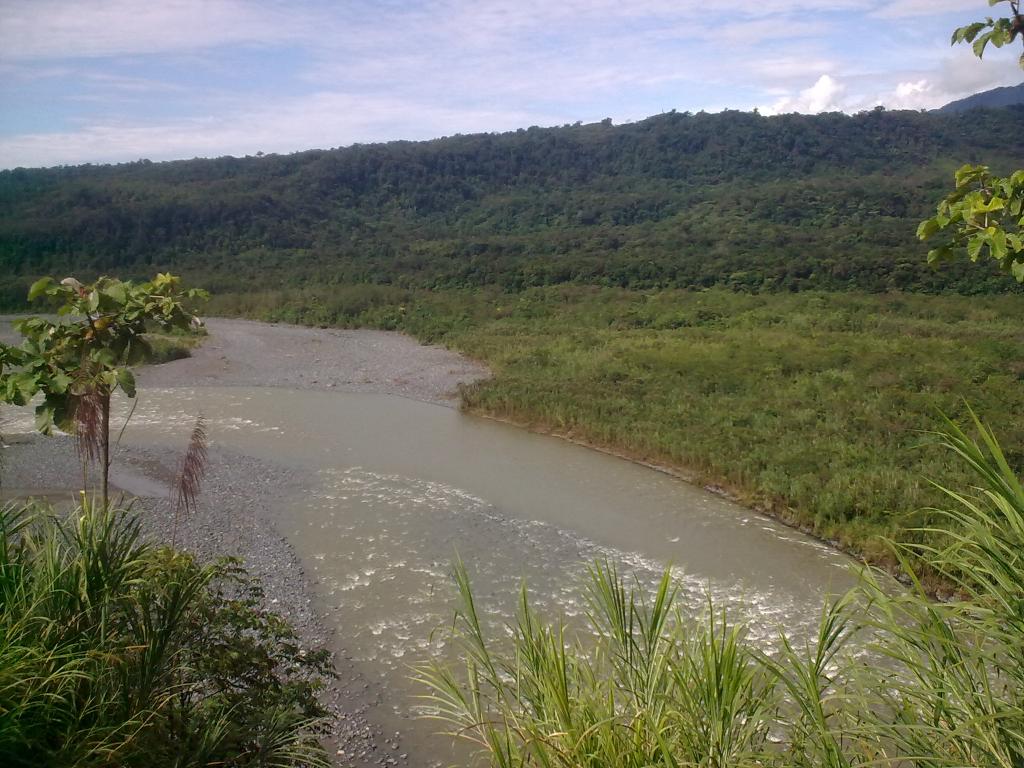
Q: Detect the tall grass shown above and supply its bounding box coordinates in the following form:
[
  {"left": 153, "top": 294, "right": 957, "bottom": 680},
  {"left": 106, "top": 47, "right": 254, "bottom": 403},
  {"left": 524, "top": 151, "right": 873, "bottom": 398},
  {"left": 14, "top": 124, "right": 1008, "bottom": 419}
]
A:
[
  {"left": 0, "top": 501, "right": 331, "bottom": 767},
  {"left": 417, "top": 413, "right": 1024, "bottom": 766}
]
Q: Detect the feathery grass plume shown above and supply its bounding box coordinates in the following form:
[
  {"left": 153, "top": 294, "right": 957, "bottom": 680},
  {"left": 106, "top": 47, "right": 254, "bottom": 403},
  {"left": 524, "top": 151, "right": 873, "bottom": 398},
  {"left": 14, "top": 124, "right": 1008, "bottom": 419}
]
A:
[
  {"left": 68, "top": 357, "right": 107, "bottom": 499},
  {"left": 72, "top": 389, "right": 104, "bottom": 467},
  {"left": 170, "top": 414, "right": 208, "bottom": 547}
]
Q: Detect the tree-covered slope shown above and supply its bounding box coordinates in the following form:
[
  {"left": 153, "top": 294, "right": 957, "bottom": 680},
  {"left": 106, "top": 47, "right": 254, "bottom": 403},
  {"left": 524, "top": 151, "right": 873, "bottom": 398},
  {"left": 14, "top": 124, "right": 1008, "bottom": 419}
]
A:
[{"left": 2, "top": 107, "right": 1023, "bottom": 306}]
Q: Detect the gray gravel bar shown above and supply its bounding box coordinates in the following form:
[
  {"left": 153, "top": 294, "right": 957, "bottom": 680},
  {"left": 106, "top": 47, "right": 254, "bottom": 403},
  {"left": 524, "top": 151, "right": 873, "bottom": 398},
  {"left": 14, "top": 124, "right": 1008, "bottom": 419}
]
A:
[{"left": 137, "top": 318, "right": 489, "bottom": 406}]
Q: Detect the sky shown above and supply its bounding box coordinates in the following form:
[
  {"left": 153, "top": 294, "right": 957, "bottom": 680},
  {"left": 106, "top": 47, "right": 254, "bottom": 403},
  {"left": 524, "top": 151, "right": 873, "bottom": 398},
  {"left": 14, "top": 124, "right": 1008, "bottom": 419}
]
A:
[{"left": 0, "top": 0, "right": 1021, "bottom": 169}]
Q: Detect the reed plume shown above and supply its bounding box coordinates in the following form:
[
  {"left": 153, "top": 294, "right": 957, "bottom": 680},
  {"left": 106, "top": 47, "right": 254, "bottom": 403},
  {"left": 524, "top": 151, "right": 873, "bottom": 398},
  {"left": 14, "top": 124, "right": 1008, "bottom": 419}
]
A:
[
  {"left": 171, "top": 414, "right": 208, "bottom": 547},
  {"left": 70, "top": 357, "right": 106, "bottom": 499},
  {"left": 73, "top": 390, "right": 104, "bottom": 465}
]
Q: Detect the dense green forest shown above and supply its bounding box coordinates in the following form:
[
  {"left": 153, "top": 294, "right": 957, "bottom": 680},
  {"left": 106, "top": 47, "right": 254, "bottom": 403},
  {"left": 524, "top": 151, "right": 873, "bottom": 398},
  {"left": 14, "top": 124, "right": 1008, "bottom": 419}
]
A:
[{"left": 2, "top": 106, "right": 1023, "bottom": 308}]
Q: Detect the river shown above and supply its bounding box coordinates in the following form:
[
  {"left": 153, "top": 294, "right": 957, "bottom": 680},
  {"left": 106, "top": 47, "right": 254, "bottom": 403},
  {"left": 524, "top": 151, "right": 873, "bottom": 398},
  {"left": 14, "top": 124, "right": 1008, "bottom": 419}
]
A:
[{"left": 19, "top": 384, "right": 856, "bottom": 765}]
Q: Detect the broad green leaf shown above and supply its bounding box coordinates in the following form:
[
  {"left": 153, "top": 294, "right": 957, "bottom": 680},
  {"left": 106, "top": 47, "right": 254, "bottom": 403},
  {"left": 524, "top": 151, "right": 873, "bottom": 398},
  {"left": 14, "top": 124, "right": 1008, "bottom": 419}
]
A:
[
  {"left": 955, "top": 21, "right": 988, "bottom": 43},
  {"left": 973, "top": 30, "right": 994, "bottom": 57},
  {"left": 116, "top": 367, "right": 136, "bottom": 398},
  {"left": 990, "top": 229, "right": 1008, "bottom": 259},
  {"left": 15, "top": 371, "right": 40, "bottom": 399},
  {"left": 34, "top": 404, "right": 55, "bottom": 435},
  {"left": 27, "top": 277, "right": 53, "bottom": 301},
  {"left": 973, "top": 196, "right": 1005, "bottom": 213},
  {"left": 992, "top": 17, "right": 1013, "bottom": 43},
  {"left": 100, "top": 282, "right": 128, "bottom": 306},
  {"left": 954, "top": 164, "right": 986, "bottom": 185},
  {"left": 967, "top": 235, "right": 985, "bottom": 261},
  {"left": 92, "top": 348, "right": 118, "bottom": 367},
  {"left": 917, "top": 218, "right": 940, "bottom": 240},
  {"left": 50, "top": 371, "right": 73, "bottom": 394}
]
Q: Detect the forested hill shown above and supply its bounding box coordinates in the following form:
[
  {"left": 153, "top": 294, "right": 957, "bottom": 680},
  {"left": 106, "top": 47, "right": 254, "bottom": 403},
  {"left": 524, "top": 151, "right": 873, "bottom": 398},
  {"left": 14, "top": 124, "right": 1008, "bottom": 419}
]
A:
[{"left": 2, "top": 106, "right": 1023, "bottom": 306}]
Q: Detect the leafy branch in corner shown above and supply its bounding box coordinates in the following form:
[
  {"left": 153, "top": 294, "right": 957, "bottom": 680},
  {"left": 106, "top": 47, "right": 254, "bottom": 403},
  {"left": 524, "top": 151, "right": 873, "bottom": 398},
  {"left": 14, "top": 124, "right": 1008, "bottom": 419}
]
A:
[
  {"left": 951, "top": 0, "right": 1024, "bottom": 66},
  {"left": 919, "top": 0, "right": 1024, "bottom": 281},
  {"left": 918, "top": 165, "right": 1024, "bottom": 280}
]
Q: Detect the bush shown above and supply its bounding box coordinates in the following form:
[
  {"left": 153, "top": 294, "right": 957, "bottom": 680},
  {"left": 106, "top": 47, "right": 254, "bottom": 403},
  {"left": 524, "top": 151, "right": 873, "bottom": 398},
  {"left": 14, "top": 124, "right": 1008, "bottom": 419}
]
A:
[{"left": 0, "top": 501, "right": 332, "bottom": 767}]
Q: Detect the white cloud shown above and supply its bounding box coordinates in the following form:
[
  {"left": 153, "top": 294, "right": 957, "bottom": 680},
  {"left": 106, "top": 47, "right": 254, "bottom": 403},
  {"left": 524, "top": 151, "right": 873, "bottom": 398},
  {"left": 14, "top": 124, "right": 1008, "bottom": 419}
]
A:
[
  {"left": 863, "top": 48, "right": 1023, "bottom": 110},
  {"left": 0, "top": 0, "right": 317, "bottom": 60},
  {"left": 0, "top": 0, "right": 885, "bottom": 62},
  {"left": 759, "top": 40, "right": 1022, "bottom": 116},
  {"left": 890, "top": 79, "right": 934, "bottom": 108},
  {"left": 871, "top": 0, "right": 984, "bottom": 19},
  {"left": 0, "top": 0, "right": 1019, "bottom": 167},
  {"left": 764, "top": 74, "right": 846, "bottom": 114}
]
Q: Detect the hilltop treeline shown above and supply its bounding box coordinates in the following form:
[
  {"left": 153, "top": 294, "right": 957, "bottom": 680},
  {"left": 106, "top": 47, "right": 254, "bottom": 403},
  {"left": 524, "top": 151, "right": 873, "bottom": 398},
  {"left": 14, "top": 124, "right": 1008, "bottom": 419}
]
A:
[{"left": 2, "top": 107, "right": 1023, "bottom": 306}]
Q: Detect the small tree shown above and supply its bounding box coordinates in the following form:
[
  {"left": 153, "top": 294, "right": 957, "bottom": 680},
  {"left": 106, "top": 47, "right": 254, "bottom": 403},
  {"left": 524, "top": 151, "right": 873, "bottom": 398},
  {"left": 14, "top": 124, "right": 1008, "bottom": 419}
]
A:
[
  {"left": 918, "top": 0, "right": 1024, "bottom": 280},
  {"left": 0, "top": 273, "right": 206, "bottom": 507}
]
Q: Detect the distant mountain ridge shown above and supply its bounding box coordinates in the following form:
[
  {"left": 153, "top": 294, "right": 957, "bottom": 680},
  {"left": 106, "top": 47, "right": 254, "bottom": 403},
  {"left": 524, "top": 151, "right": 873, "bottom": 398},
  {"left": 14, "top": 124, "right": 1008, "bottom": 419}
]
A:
[
  {"left": 937, "top": 82, "right": 1024, "bottom": 113},
  {"left": 2, "top": 106, "right": 1023, "bottom": 306}
]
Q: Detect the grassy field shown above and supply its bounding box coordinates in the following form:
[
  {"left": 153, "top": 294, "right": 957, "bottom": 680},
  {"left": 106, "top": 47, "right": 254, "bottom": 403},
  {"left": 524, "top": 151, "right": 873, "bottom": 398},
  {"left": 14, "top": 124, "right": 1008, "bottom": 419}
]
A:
[{"left": 209, "top": 286, "right": 1024, "bottom": 566}]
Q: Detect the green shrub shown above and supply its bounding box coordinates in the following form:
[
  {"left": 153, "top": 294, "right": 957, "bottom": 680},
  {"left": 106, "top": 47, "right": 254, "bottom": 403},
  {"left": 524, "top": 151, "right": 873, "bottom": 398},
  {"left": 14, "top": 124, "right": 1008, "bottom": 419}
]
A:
[
  {"left": 141, "top": 332, "right": 201, "bottom": 364},
  {"left": 0, "top": 501, "right": 332, "bottom": 767}
]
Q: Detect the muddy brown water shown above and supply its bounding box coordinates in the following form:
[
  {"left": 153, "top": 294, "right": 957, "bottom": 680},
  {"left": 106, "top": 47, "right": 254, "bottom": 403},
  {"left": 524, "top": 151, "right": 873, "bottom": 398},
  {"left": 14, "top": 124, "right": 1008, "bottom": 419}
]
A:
[{"left": 2, "top": 387, "right": 860, "bottom": 766}]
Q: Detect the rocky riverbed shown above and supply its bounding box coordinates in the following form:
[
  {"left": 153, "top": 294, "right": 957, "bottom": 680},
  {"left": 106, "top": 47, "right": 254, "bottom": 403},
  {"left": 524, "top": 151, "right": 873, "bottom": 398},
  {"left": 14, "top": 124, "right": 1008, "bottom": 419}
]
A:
[{"left": 136, "top": 318, "right": 489, "bottom": 405}]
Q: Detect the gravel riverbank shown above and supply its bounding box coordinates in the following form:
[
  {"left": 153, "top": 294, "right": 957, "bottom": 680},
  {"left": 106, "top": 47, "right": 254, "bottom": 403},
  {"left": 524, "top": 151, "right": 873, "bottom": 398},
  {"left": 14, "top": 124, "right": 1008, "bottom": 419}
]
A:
[
  {"left": 137, "top": 318, "right": 489, "bottom": 406},
  {"left": 1, "top": 314, "right": 488, "bottom": 407}
]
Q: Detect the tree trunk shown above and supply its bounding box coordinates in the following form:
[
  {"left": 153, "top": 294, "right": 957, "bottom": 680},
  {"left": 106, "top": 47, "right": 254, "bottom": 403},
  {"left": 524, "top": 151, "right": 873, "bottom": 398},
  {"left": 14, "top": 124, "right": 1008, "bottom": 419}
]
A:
[{"left": 101, "top": 391, "right": 110, "bottom": 509}]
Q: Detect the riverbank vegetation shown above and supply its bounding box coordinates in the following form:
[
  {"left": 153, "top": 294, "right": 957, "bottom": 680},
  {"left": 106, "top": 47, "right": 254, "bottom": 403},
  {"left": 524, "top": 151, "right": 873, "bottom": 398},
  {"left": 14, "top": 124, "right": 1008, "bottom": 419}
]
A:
[
  {"left": 419, "top": 415, "right": 1024, "bottom": 766},
  {"left": 0, "top": 501, "right": 332, "bottom": 766},
  {"left": 206, "top": 285, "right": 1024, "bottom": 569},
  {"left": 143, "top": 323, "right": 206, "bottom": 364}
]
